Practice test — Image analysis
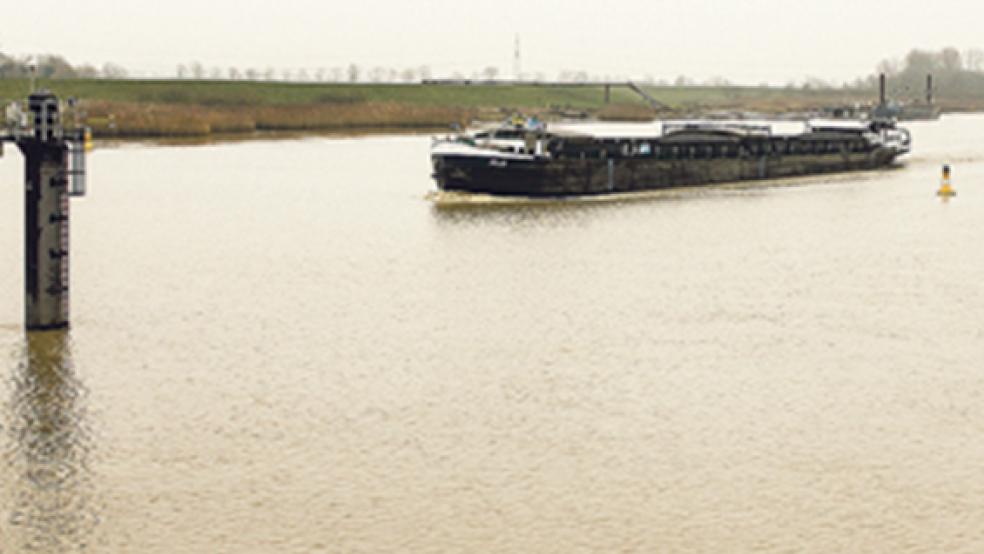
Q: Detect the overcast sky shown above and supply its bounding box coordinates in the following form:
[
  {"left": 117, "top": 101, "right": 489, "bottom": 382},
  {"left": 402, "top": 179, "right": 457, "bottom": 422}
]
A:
[{"left": 3, "top": 0, "right": 982, "bottom": 84}]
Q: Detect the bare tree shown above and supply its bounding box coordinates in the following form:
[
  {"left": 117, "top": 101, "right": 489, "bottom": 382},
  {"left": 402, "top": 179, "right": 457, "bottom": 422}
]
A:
[
  {"left": 876, "top": 57, "right": 902, "bottom": 77},
  {"left": 102, "top": 62, "right": 128, "bottom": 78},
  {"left": 941, "top": 47, "right": 962, "bottom": 71},
  {"left": 36, "top": 55, "right": 77, "bottom": 78},
  {"left": 482, "top": 66, "right": 499, "bottom": 80},
  {"left": 245, "top": 68, "right": 259, "bottom": 80},
  {"left": 902, "top": 51, "right": 935, "bottom": 73},
  {"left": 191, "top": 62, "right": 205, "bottom": 79},
  {"left": 228, "top": 67, "right": 240, "bottom": 80},
  {"left": 347, "top": 64, "right": 360, "bottom": 82},
  {"left": 77, "top": 64, "right": 99, "bottom": 78},
  {"left": 801, "top": 76, "right": 830, "bottom": 90},
  {"left": 177, "top": 64, "right": 188, "bottom": 79},
  {"left": 965, "top": 48, "right": 984, "bottom": 72},
  {"left": 400, "top": 68, "right": 416, "bottom": 82}
]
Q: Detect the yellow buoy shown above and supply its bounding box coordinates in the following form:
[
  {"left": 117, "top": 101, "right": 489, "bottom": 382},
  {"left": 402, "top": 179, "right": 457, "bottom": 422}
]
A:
[{"left": 938, "top": 164, "right": 956, "bottom": 197}]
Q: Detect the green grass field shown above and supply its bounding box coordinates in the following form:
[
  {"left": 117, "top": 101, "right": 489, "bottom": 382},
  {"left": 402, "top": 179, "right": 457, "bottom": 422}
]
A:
[
  {"left": 0, "top": 78, "right": 894, "bottom": 137},
  {"left": 0, "top": 77, "right": 876, "bottom": 109},
  {"left": 0, "top": 78, "right": 641, "bottom": 107}
]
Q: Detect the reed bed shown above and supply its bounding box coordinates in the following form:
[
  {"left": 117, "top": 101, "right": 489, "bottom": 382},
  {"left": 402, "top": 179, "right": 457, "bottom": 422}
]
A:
[{"left": 84, "top": 100, "right": 474, "bottom": 137}]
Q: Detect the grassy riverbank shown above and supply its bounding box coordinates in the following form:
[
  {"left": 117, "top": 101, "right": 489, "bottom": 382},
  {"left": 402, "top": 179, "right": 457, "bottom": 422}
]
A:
[{"left": 1, "top": 78, "right": 976, "bottom": 138}]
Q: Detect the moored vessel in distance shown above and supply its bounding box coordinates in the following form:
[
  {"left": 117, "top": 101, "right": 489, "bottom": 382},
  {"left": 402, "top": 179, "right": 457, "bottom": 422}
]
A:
[{"left": 431, "top": 117, "right": 911, "bottom": 197}]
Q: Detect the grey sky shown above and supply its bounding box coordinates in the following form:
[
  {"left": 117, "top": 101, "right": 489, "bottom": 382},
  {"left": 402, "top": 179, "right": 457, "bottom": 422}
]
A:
[{"left": 3, "top": 0, "right": 981, "bottom": 84}]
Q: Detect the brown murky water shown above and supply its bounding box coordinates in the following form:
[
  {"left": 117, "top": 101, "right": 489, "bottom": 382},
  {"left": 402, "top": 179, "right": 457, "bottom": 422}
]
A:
[{"left": 1, "top": 116, "right": 982, "bottom": 553}]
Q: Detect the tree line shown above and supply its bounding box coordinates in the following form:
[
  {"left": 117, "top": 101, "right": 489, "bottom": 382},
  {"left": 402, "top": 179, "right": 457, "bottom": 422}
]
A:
[
  {"left": 174, "top": 63, "right": 434, "bottom": 83},
  {"left": 5, "top": 47, "right": 984, "bottom": 98},
  {"left": 0, "top": 52, "right": 127, "bottom": 79},
  {"left": 871, "top": 47, "right": 984, "bottom": 100}
]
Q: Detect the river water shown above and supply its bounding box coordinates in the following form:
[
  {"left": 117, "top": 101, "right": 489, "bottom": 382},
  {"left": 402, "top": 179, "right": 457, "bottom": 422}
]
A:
[{"left": 0, "top": 115, "right": 982, "bottom": 553}]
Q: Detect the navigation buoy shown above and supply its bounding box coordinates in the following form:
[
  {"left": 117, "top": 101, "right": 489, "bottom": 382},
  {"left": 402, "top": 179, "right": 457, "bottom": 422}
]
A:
[{"left": 938, "top": 164, "right": 956, "bottom": 197}]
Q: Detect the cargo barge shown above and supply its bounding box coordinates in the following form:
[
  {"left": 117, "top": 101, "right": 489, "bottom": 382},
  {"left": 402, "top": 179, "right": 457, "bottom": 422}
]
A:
[{"left": 430, "top": 118, "right": 911, "bottom": 197}]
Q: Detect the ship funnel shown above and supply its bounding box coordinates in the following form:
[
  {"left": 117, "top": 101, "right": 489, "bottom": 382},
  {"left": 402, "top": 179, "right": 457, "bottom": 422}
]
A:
[{"left": 926, "top": 74, "right": 933, "bottom": 105}]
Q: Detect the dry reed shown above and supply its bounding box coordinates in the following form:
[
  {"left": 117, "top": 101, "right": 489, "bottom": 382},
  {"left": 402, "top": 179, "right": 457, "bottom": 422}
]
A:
[{"left": 84, "top": 101, "right": 474, "bottom": 137}]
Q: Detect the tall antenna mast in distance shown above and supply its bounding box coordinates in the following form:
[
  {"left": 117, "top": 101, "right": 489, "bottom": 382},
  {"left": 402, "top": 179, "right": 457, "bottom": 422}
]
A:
[{"left": 513, "top": 34, "right": 521, "bottom": 80}]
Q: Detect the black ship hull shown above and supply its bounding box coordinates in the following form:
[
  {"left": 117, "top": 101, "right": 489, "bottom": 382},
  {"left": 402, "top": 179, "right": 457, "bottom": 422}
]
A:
[
  {"left": 433, "top": 148, "right": 902, "bottom": 197},
  {"left": 431, "top": 119, "right": 910, "bottom": 197}
]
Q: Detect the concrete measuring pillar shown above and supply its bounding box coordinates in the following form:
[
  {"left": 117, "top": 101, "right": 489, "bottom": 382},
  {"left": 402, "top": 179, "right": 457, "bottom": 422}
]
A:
[{"left": 5, "top": 91, "right": 88, "bottom": 330}]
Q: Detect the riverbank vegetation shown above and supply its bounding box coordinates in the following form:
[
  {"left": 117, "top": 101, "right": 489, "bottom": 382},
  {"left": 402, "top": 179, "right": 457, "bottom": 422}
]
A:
[{"left": 0, "top": 78, "right": 876, "bottom": 137}]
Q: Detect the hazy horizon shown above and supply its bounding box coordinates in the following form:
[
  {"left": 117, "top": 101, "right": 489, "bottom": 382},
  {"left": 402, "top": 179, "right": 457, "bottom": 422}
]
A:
[{"left": 3, "top": 0, "right": 983, "bottom": 85}]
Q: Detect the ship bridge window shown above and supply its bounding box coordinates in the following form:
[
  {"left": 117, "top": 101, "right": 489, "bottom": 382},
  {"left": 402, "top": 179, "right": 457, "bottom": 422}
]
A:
[{"left": 638, "top": 142, "right": 652, "bottom": 155}]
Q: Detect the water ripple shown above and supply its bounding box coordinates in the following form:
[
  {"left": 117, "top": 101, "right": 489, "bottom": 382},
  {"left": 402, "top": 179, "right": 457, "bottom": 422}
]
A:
[{"left": 2, "top": 332, "right": 100, "bottom": 553}]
